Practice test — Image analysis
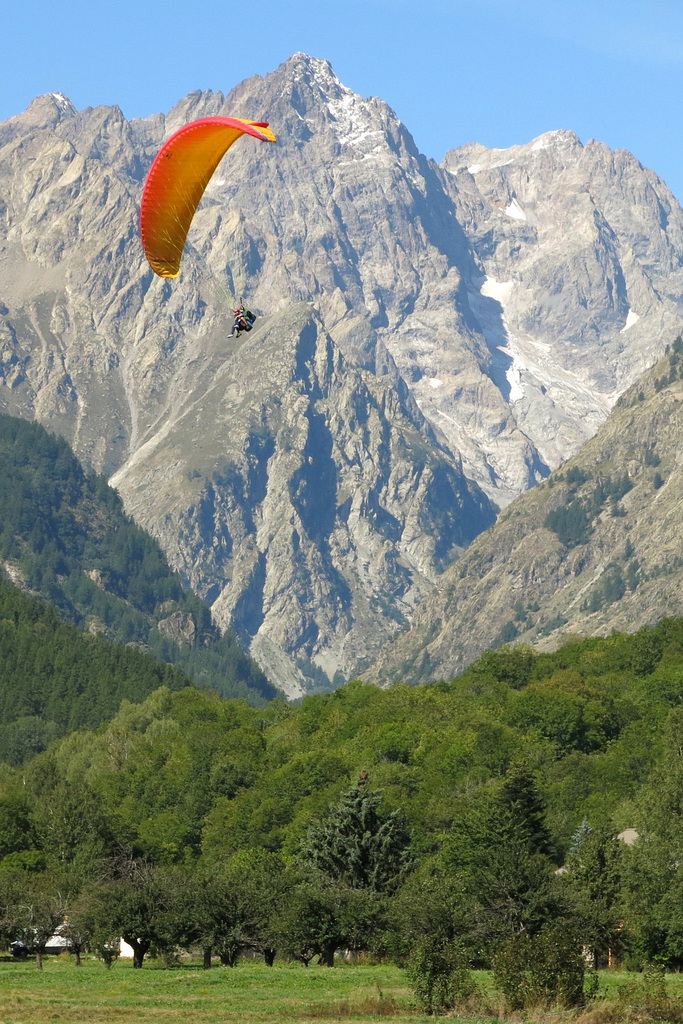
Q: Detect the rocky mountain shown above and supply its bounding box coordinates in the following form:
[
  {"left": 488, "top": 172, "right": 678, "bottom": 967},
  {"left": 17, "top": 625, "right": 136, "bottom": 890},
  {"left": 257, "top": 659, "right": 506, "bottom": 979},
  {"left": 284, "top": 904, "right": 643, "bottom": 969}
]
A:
[
  {"left": 366, "top": 343, "right": 683, "bottom": 685},
  {"left": 439, "top": 130, "right": 683, "bottom": 501},
  {"left": 109, "top": 303, "right": 491, "bottom": 694},
  {"left": 1, "top": 53, "right": 682, "bottom": 693}
]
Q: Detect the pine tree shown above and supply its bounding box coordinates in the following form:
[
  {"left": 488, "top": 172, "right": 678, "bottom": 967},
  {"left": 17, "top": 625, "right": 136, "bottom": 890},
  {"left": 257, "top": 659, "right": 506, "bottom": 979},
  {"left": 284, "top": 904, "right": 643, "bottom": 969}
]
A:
[
  {"left": 444, "top": 764, "right": 560, "bottom": 945},
  {"left": 623, "top": 707, "right": 683, "bottom": 967},
  {"left": 565, "top": 825, "right": 624, "bottom": 967},
  {"left": 500, "top": 763, "right": 555, "bottom": 859},
  {"left": 300, "top": 773, "right": 413, "bottom": 893}
]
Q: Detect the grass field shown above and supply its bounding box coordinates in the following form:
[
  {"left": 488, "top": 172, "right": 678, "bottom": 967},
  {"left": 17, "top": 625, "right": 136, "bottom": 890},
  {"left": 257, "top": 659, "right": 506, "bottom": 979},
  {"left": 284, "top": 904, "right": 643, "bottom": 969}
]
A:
[
  {"left": 0, "top": 958, "right": 437, "bottom": 1024},
  {"left": 3, "top": 958, "right": 683, "bottom": 1024}
]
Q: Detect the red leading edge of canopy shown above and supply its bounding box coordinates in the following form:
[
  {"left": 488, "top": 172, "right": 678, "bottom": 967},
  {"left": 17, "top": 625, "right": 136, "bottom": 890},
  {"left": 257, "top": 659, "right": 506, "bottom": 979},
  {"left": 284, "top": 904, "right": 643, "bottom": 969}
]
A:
[{"left": 139, "top": 116, "right": 274, "bottom": 232}]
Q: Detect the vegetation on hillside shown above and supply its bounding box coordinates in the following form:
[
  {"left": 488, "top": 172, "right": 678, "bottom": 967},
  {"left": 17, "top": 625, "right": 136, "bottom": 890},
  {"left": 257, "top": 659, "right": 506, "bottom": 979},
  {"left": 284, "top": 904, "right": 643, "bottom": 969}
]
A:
[
  {"left": 368, "top": 337, "right": 683, "bottom": 688},
  {"left": 5, "top": 390, "right": 683, "bottom": 1014},
  {"left": 0, "top": 414, "right": 274, "bottom": 706},
  {"left": 0, "top": 574, "right": 194, "bottom": 763}
]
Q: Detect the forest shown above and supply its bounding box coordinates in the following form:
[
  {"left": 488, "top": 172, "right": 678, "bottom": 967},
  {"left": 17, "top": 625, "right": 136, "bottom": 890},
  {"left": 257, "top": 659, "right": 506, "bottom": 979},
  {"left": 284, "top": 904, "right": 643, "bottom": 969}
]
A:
[
  {"left": 4, "top": 412, "right": 683, "bottom": 1016},
  {"left": 3, "top": 618, "right": 683, "bottom": 1014},
  {"left": 0, "top": 574, "right": 193, "bottom": 762},
  {"left": 0, "top": 414, "right": 274, "bottom": 711}
]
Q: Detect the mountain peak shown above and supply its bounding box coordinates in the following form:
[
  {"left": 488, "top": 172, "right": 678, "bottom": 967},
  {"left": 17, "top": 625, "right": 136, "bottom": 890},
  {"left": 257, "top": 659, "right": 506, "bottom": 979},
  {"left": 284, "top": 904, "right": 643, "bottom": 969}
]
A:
[
  {"left": 528, "top": 128, "right": 582, "bottom": 150},
  {"left": 16, "top": 91, "right": 77, "bottom": 128},
  {"left": 271, "top": 52, "right": 363, "bottom": 110},
  {"left": 443, "top": 128, "right": 583, "bottom": 176},
  {"left": 1, "top": 59, "right": 683, "bottom": 694},
  {"left": 281, "top": 52, "right": 338, "bottom": 83}
]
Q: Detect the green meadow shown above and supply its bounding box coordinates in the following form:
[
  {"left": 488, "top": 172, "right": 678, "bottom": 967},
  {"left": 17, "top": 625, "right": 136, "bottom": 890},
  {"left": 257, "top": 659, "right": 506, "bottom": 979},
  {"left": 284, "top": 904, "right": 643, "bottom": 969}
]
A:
[
  {"left": 0, "top": 959, "right": 431, "bottom": 1024},
  {"left": 4, "top": 959, "right": 683, "bottom": 1024}
]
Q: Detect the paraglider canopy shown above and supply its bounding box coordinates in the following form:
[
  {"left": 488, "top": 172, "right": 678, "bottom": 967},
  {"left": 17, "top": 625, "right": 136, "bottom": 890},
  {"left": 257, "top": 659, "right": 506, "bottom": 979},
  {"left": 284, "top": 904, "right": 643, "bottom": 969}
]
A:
[{"left": 140, "top": 116, "right": 277, "bottom": 279}]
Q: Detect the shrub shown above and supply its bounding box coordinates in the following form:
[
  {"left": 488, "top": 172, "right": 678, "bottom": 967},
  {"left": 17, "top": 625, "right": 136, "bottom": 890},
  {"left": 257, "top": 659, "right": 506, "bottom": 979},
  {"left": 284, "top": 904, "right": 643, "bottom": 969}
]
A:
[
  {"left": 407, "top": 936, "right": 479, "bottom": 1015},
  {"left": 492, "top": 924, "right": 588, "bottom": 1011},
  {"left": 492, "top": 620, "right": 519, "bottom": 648},
  {"left": 545, "top": 500, "right": 593, "bottom": 547}
]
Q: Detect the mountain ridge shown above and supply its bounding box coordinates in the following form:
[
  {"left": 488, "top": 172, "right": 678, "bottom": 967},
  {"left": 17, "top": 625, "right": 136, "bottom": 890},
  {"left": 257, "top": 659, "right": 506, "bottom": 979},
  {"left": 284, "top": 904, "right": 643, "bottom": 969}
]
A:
[
  {"left": 109, "top": 303, "right": 494, "bottom": 695},
  {"left": 365, "top": 339, "right": 683, "bottom": 686}
]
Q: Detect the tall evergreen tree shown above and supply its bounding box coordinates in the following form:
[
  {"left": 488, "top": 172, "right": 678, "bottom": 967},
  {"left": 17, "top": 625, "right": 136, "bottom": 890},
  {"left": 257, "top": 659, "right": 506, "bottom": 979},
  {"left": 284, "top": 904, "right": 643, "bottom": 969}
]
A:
[
  {"left": 623, "top": 707, "right": 683, "bottom": 967},
  {"left": 564, "top": 825, "right": 624, "bottom": 967},
  {"left": 500, "top": 763, "right": 555, "bottom": 859},
  {"left": 444, "top": 765, "right": 561, "bottom": 946},
  {"left": 300, "top": 773, "right": 414, "bottom": 893}
]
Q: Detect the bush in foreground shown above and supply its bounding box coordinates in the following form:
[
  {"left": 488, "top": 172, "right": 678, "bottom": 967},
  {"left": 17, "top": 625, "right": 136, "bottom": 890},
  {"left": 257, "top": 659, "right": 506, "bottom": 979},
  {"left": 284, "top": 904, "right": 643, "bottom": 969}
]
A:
[
  {"left": 492, "top": 924, "right": 590, "bottom": 1012},
  {"left": 579, "top": 966, "right": 683, "bottom": 1024},
  {"left": 406, "top": 936, "right": 482, "bottom": 1016}
]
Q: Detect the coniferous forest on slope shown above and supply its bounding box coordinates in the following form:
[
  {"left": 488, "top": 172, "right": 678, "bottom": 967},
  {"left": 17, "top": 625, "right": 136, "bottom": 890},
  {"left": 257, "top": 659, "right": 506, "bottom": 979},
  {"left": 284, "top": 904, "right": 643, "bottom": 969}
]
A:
[
  {"left": 0, "top": 414, "right": 275, "bottom": 714},
  {"left": 0, "top": 574, "right": 194, "bottom": 762}
]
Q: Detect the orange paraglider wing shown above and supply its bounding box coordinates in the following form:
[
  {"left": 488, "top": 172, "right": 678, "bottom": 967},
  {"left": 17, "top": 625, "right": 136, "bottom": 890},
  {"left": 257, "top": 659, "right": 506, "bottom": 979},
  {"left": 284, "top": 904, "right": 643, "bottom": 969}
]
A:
[{"left": 140, "top": 116, "right": 277, "bottom": 278}]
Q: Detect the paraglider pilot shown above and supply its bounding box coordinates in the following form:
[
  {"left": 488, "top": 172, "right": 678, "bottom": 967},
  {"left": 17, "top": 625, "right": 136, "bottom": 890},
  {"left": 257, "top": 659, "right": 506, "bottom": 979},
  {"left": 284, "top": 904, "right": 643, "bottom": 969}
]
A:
[{"left": 231, "top": 305, "right": 256, "bottom": 336}]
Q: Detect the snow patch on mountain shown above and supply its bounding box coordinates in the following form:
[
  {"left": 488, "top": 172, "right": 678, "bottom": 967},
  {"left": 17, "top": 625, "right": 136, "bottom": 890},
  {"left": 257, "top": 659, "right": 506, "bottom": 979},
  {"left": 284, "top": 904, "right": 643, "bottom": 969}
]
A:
[
  {"left": 621, "top": 309, "right": 640, "bottom": 332},
  {"left": 481, "top": 278, "right": 514, "bottom": 304},
  {"left": 503, "top": 360, "right": 525, "bottom": 402},
  {"left": 505, "top": 198, "right": 527, "bottom": 221},
  {"left": 50, "top": 93, "right": 73, "bottom": 111},
  {"left": 326, "top": 92, "right": 384, "bottom": 157},
  {"left": 531, "top": 130, "right": 564, "bottom": 151}
]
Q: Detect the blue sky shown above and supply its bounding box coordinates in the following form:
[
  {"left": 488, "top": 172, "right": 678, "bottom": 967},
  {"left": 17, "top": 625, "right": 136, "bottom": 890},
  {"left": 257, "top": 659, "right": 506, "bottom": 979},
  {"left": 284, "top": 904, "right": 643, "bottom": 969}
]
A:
[{"left": 4, "top": 0, "right": 683, "bottom": 199}]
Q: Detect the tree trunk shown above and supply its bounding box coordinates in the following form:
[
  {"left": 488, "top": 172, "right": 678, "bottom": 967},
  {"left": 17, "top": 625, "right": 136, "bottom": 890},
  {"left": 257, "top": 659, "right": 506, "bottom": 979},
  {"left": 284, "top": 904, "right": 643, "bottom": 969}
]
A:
[
  {"left": 203, "top": 946, "right": 212, "bottom": 970},
  {"left": 128, "top": 938, "right": 150, "bottom": 969},
  {"left": 75, "top": 948, "right": 82, "bottom": 966},
  {"left": 319, "top": 943, "right": 335, "bottom": 967},
  {"left": 35, "top": 949, "right": 43, "bottom": 970},
  {"left": 263, "top": 947, "right": 276, "bottom": 967}
]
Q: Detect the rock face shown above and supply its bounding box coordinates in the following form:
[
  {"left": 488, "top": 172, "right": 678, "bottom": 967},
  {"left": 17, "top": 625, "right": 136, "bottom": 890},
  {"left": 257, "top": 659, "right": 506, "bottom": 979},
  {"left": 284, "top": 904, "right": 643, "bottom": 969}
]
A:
[
  {"left": 440, "top": 130, "right": 683, "bottom": 500},
  {"left": 366, "top": 348, "right": 683, "bottom": 686},
  {"left": 1, "top": 55, "right": 683, "bottom": 692},
  {"left": 110, "top": 302, "right": 492, "bottom": 695},
  {"left": 157, "top": 610, "right": 196, "bottom": 648}
]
